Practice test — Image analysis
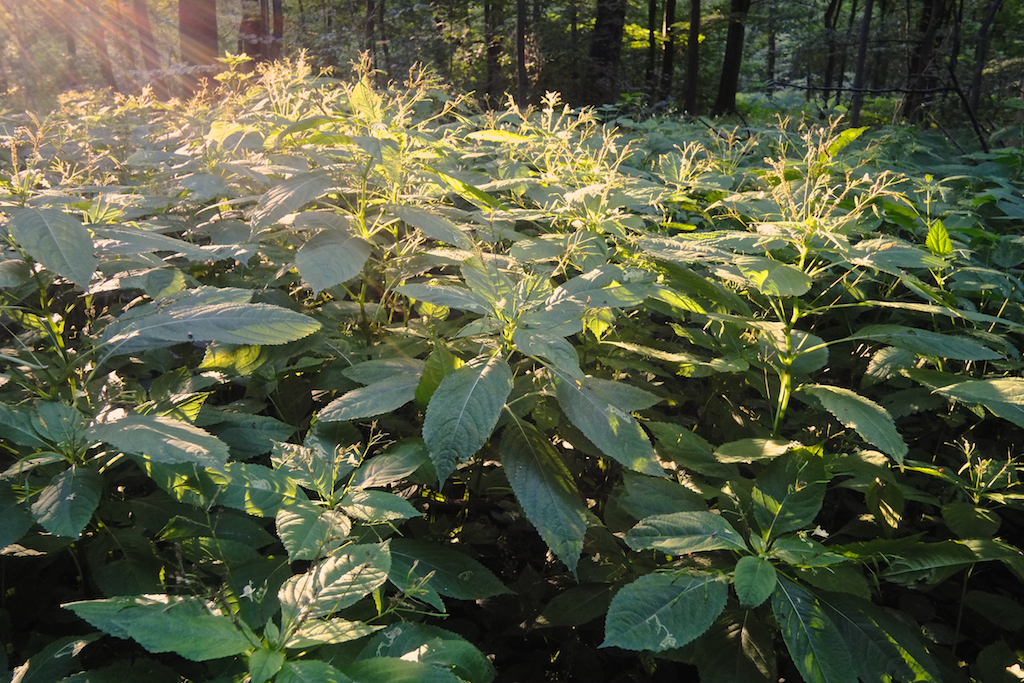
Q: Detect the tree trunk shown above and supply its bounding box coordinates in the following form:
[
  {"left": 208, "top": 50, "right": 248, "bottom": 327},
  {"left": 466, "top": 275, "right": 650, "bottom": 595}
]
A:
[
  {"left": 239, "top": 0, "right": 267, "bottom": 65},
  {"left": 587, "top": 0, "right": 627, "bottom": 104},
  {"left": 969, "top": 0, "right": 1002, "bottom": 116},
  {"left": 903, "top": 0, "right": 947, "bottom": 120},
  {"left": 712, "top": 0, "right": 751, "bottom": 115},
  {"left": 484, "top": 0, "right": 504, "bottom": 108},
  {"left": 270, "top": 0, "right": 284, "bottom": 59},
  {"left": 645, "top": 0, "right": 657, "bottom": 96},
  {"left": 683, "top": 0, "right": 700, "bottom": 112},
  {"left": 849, "top": 0, "right": 875, "bottom": 124},
  {"left": 517, "top": 0, "right": 527, "bottom": 104},
  {"left": 377, "top": 0, "right": 390, "bottom": 75},
  {"left": 179, "top": 0, "right": 219, "bottom": 92},
  {"left": 821, "top": 0, "right": 842, "bottom": 104},
  {"left": 82, "top": 0, "right": 119, "bottom": 90},
  {"left": 835, "top": 0, "right": 859, "bottom": 103},
  {"left": 765, "top": 4, "right": 775, "bottom": 95},
  {"left": 62, "top": 0, "right": 83, "bottom": 90},
  {"left": 657, "top": 0, "right": 676, "bottom": 101}
]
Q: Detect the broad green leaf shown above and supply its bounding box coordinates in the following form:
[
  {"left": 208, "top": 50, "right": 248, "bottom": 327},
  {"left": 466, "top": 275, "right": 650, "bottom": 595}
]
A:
[
  {"left": 553, "top": 372, "right": 664, "bottom": 477},
  {"left": 770, "top": 536, "right": 847, "bottom": 567},
  {"left": 771, "top": 577, "right": 856, "bottom": 683},
  {"left": 601, "top": 573, "right": 728, "bottom": 651},
  {"left": 925, "top": 219, "right": 953, "bottom": 257},
  {"left": 391, "top": 205, "right": 473, "bottom": 250},
  {"left": 207, "top": 462, "right": 300, "bottom": 517},
  {"left": 461, "top": 256, "right": 515, "bottom": 311},
  {"left": 513, "top": 329, "right": 584, "bottom": 381},
  {"left": 272, "top": 441, "right": 352, "bottom": 497},
  {"left": 752, "top": 452, "right": 828, "bottom": 538},
  {"left": 296, "top": 231, "right": 372, "bottom": 293},
  {"left": 343, "top": 358, "right": 425, "bottom": 385},
  {"left": 818, "top": 593, "right": 941, "bottom": 683},
  {"left": 548, "top": 265, "right": 652, "bottom": 309},
  {"left": 276, "top": 501, "right": 351, "bottom": 561},
  {"left": 251, "top": 171, "right": 334, "bottom": 231},
  {"left": 30, "top": 466, "right": 101, "bottom": 538},
  {"left": 389, "top": 538, "right": 508, "bottom": 610},
  {"left": 429, "top": 168, "right": 502, "bottom": 210},
  {"left": 537, "top": 585, "right": 617, "bottom": 627},
  {"left": 581, "top": 376, "right": 661, "bottom": 411},
  {"left": 501, "top": 419, "right": 589, "bottom": 575},
  {"left": 277, "top": 660, "right": 353, "bottom": 683},
  {"left": 467, "top": 129, "right": 529, "bottom": 143},
  {"left": 964, "top": 591, "right": 1024, "bottom": 631},
  {"left": 415, "top": 346, "right": 464, "bottom": 410},
  {"left": 0, "top": 486, "right": 31, "bottom": 547},
  {"left": 733, "top": 556, "right": 777, "bottom": 608},
  {"left": 279, "top": 542, "right": 391, "bottom": 625},
  {"left": 343, "top": 657, "right": 464, "bottom": 683},
  {"left": 824, "top": 126, "right": 867, "bottom": 158},
  {"left": 396, "top": 283, "right": 489, "bottom": 314},
  {"left": 249, "top": 647, "right": 285, "bottom": 683},
  {"left": 32, "top": 401, "right": 86, "bottom": 446},
  {"left": 731, "top": 256, "right": 812, "bottom": 296},
  {"left": 625, "top": 511, "right": 748, "bottom": 554},
  {"left": 936, "top": 378, "right": 1024, "bottom": 406},
  {"left": 423, "top": 355, "right": 513, "bottom": 484},
  {"left": 715, "top": 438, "right": 795, "bottom": 464},
  {"left": 286, "top": 618, "right": 383, "bottom": 648},
  {"left": 1, "top": 453, "right": 65, "bottom": 480},
  {"left": 880, "top": 540, "right": 976, "bottom": 585},
  {"left": 317, "top": 373, "right": 421, "bottom": 422},
  {"left": 0, "top": 404, "right": 47, "bottom": 447},
  {"left": 8, "top": 635, "right": 98, "bottom": 683},
  {"left": 8, "top": 208, "right": 97, "bottom": 289},
  {"left": 682, "top": 609, "right": 776, "bottom": 683},
  {"left": 647, "top": 422, "right": 737, "bottom": 478},
  {"left": 359, "top": 623, "right": 496, "bottom": 683},
  {"left": 0, "top": 258, "right": 31, "bottom": 287},
  {"left": 89, "top": 414, "right": 229, "bottom": 470},
  {"left": 941, "top": 502, "right": 1000, "bottom": 538},
  {"left": 847, "top": 325, "right": 1000, "bottom": 361},
  {"left": 615, "top": 470, "right": 707, "bottom": 519},
  {"left": 800, "top": 385, "right": 907, "bottom": 463},
  {"left": 339, "top": 489, "right": 421, "bottom": 523},
  {"left": 602, "top": 339, "right": 745, "bottom": 376}
]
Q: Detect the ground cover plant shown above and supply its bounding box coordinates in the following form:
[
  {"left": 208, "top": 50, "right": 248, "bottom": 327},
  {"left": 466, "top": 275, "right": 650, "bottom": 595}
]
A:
[{"left": 2, "top": 57, "right": 1024, "bottom": 682}]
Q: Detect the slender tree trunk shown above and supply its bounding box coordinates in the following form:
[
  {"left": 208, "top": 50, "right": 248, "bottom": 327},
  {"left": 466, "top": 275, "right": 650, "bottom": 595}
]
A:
[
  {"left": 835, "top": 0, "right": 859, "bottom": 104},
  {"left": 484, "top": 0, "right": 504, "bottom": 108},
  {"left": 712, "top": 0, "right": 752, "bottom": 115},
  {"left": 969, "top": 0, "right": 1002, "bottom": 116},
  {"left": 849, "top": 0, "right": 875, "bottom": 124},
  {"left": 132, "top": 0, "right": 167, "bottom": 98},
  {"left": 377, "top": 0, "right": 390, "bottom": 75},
  {"left": 517, "top": 0, "right": 528, "bottom": 103},
  {"left": 657, "top": 0, "right": 676, "bottom": 101},
  {"left": 645, "top": 0, "right": 657, "bottom": 97},
  {"left": 683, "top": 0, "right": 700, "bottom": 112},
  {"left": 81, "top": 0, "right": 119, "bottom": 90},
  {"left": 270, "top": 0, "right": 284, "bottom": 59},
  {"left": 588, "top": 0, "right": 627, "bottom": 103},
  {"left": 765, "top": 4, "right": 776, "bottom": 95},
  {"left": 821, "top": 0, "right": 842, "bottom": 103},
  {"left": 179, "top": 0, "right": 219, "bottom": 92},
  {"left": 62, "top": 0, "right": 83, "bottom": 89},
  {"left": 904, "top": 0, "right": 947, "bottom": 120},
  {"left": 239, "top": 0, "right": 266, "bottom": 65}
]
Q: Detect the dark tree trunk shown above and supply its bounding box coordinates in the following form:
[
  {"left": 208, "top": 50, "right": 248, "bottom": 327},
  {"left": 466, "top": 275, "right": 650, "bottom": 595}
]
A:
[
  {"left": 239, "top": 0, "right": 268, "bottom": 65},
  {"left": 683, "top": 0, "right": 700, "bottom": 112},
  {"left": 179, "top": 0, "right": 219, "bottom": 91},
  {"left": 484, "top": 0, "right": 504, "bottom": 108},
  {"left": 377, "top": 0, "right": 390, "bottom": 75},
  {"left": 645, "top": 0, "right": 657, "bottom": 96},
  {"left": 712, "top": 0, "right": 751, "bottom": 115},
  {"left": 588, "top": 0, "right": 627, "bottom": 104},
  {"left": 835, "top": 0, "right": 859, "bottom": 103},
  {"left": 969, "top": 0, "right": 1003, "bottom": 116},
  {"left": 82, "top": 0, "right": 119, "bottom": 90},
  {"left": 517, "top": 0, "right": 527, "bottom": 104},
  {"left": 657, "top": 0, "right": 676, "bottom": 101},
  {"left": 821, "top": 0, "right": 842, "bottom": 103},
  {"left": 765, "top": 5, "right": 775, "bottom": 94},
  {"left": 849, "top": 0, "right": 875, "bottom": 124},
  {"left": 270, "top": 0, "right": 284, "bottom": 59},
  {"left": 62, "top": 0, "right": 83, "bottom": 89},
  {"left": 903, "top": 0, "right": 948, "bottom": 120},
  {"left": 869, "top": 0, "right": 889, "bottom": 89}
]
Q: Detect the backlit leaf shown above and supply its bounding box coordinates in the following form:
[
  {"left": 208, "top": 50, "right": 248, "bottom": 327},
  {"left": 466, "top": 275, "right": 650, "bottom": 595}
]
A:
[
  {"left": 626, "top": 511, "right": 748, "bottom": 554},
  {"left": 251, "top": 171, "right": 334, "bottom": 231},
  {"left": 89, "top": 414, "right": 230, "bottom": 470},
  {"left": 30, "top": 466, "right": 101, "bottom": 538},
  {"left": 800, "top": 385, "right": 907, "bottom": 463},
  {"left": 772, "top": 577, "right": 856, "bottom": 683},
  {"left": 296, "top": 230, "right": 372, "bottom": 293},
  {"left": 9, "top": 208, "right": 97, "bottom": 289}
]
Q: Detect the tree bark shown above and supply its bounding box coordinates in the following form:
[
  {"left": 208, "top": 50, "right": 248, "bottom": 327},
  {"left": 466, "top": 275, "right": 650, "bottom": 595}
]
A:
[
  {"left": 484, "top": 0, "right": 504, "bottom": 108},
  {"left": 62, "top": 0, "right": 83, "bottom": 90},
  {"left": 969, "top": 0, "right": 1003, "bottom": 116},
  {"left": 517, "top": 0, "right": 528, "bottom": 104},
  {"left": 821, "top": 0, "right": 842, "bottom": 104},
  {"left": 657, "top": 0, "right": 676, "bottom": 101},
  {"left": 587, "top": 0, "right": 627, "bottom": 104},
  {"left": 270, "top": 0, "right": 284, "bottom": 59},
  {"left": 683, "top": 0, "right": 700, "bottom": 112},
  {"left": 645, "top": 0, "right": 657, "bottom": 96},
  {"left": 849, "top": 0, "right": 875, "bottom": 125},
  {"left": 712, "top": 0, "right": 751, "bottom": 115},
  {"left": 239, "top": 0, "right": 267, "bottom": 65},
  {"left": 179, "top": 0, "right": 219, "bottom": 91},
  {"left": 903, "top": 0, "right": 948, "bottom": 120}
]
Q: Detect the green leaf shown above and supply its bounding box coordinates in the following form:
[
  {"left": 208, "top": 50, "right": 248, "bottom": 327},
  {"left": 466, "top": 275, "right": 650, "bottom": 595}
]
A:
[
  {"left": 428, "top": 168, "right": 502, "bottom": 210},
  {"left": 207, "top": 462, "right": 300, "bottom": 517},
  {"left": 318, "top": 373, "right": 421, "bottom": 422},
  {"left": 8, "top": 208, "right": 97, "bottom": 289},
  {"left": 715, "top": 438, "right": 795, "bottom": 464},
  {"left": 276, "top": 501, "right": 351, "bottom": 561},
  {"left": 537, "top": 585, "right": 617, "bottom": 627},
  {"left": 942, "top": 502, "right": 1000, "bottom": 538},
  {"left": 296, "top": 230, "right": 372, "bottom": 293},
  {"left": 8, "top": 635, "right": 98, "bottom": 683},
  {"left": 359, "top": 623, "right": 496, "bottom": 683},
  {"left": 249, "top": 647, "right": 285, "bottom": 683},
  {"left": 751, "top": 452, "right": 828, "bottom": 539},
  {"left": 771, "top": 577, "right": 856, "bottom": 683},
  {"left": 0, "top": 486, "right": 31, "bottom": 547},
  {"left": 625, "top": 511, "right": 748, "bottom": 554},
  {"left": 733, "top": 556, "right": 777, "bottom": 608},
  {"left": 935, "top": 378, "right": 1024, "bottom": 406},
  {"left": 553, "top": 372, "right": 664, "bottom": 477},
  {"left": 615, "top": 470, "right": 707, "bottom": 519},
  {"left": 800, "top": 385, "right": 907, "bottom": 463},
  {"left": 277, "top": 660, "right": 353, "bottom": 683},
  {"left": 513, "top": 329, "right": 584, "bottom": 381},
  {"left": 396, "top": 283, "right": 489, "bottom": 314},
  {"left": 647, "top": 422, "right": 737, "bottom": 478},
  {"left": 339, "top": 489, "right": 421, "bottom": 523},
  {"left": 348, "top": 440, "right": 430, "bottom": 489},
  {"left": 732, "top": 256, "right": 812, "bottom": 296},
  {"left": 848, "top": 325, "right": 1000, "bottom": 361},
  {"left": 681, "top": 609, "right": 776, "bottom": 683},
  {"left": 964, "top": 591, "right": 1024, "bottom": 631},
  {"left": 601, "top": 573, "right": 728, "bottom": 651},
  {"left": 390, "top": 205, "right": 473, "bottom": 250},
  {"left": 423, "top": 354, "right": 513, "bottom": 484},
  {"left": 461, "top": 256, "right": 515, "bottom": 311},
  {"left": 30, "top": 466, "right": 101, "bottom": 538},
  {"left": 879, "top": 540, "right": 976, "bottom": 585},
  {"left": 925, "top": 219, "right": 953, "bottom": 257},
  {"left": 343, "top": 657, "right": 464, "bottom": 683},
  {"left": 389, "top": 539, "right": 508, "bottom": 610},
  {"left": 466, "top": 129, "right": 529, "bottom": 144},
  {"left": 89, "top": 414, "right": 230, "bottom": 470},
  {"left": 501, "top": 418, "right": 589, "bottom": 576},
  {"left": 279, "top": 542, "right": 391, "bottom": 624},
  {"left": 286, "top": 618, "right": 383, "bottom": 648},
  {"left": 251, "top": 171, "right": 334, "bottom": 231},
  {"left": 0, "top": 404, "right": 47, "bottom": 447},
  {"left": 818, "top": 592, "right": 941, "bottom": 683},
  {"left": 824, "top": 126, "right": 867, "bottom": 158},
  {"left": 415, "top": 347, "right": 464, "bottom": 410}
]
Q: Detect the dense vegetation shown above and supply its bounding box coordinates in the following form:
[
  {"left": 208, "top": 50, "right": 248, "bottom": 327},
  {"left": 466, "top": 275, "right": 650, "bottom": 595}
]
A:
[{"left": 3, "top": 58, "right": 1024, "bottom": 682}]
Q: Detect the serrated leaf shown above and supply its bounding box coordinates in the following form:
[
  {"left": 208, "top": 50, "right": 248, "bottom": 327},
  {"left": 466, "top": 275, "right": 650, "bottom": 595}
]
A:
[
  {"left": 538, "top": 585, "right": 617, "bottom": 627},
  {"left": 9, "top": 208, "right": 97, "bottom": 289},
  {"left": 513, "top": 329, "right": 584, "bottom": 381},
  {"left": 205, "top": 462, "right": 300, "bottom": 517},
  {"left": 89, "top": 414, "right": 229, "bottom": 470},
  {"left": 318, "top": 373, "right": 421, "bottom": 422},
  {"left": 391, "top": 205, "right": 473, "bottom": 250},
  {"left": 553, "top": 371, "right": 664, "bottom": 477},
  {"left": 251, "top": 171, "right": 334, "bottom": 231},
  {"left": 461, "top": 256, "right": 515, "bottom": 310},
  {"left": 0, "top": 486, "right": 31, "bottom": 547},
  {"left": 389, "top": 538, "right": 508, "bottom": 609},
  {"left": 615, "top": 470, "right": 707, "bottom": 519},
  {"left": 715, "top": 438, "right": 795, "bottom": 464},
  {"left": 752, "top": 452, "right": 828, "bottom": 539},
  {"left": 925, "top": 219, "right": 953, "bottom": 257},
  {"left": 501, "top": 418, "right": 589, "bottom": 575},
  {"left": 732, "top": 256, "right": 812, "bottom": 296},
  {"left": 359, "top": 623, "right": 496, "bottom": 683},
  {"left": 349, "top": 441, "right": 430, "bottom": 489},
  {"left": 423, "top": 354, "right": 513, "bottom": 484},
  {"left": 647, "top": 422, "right": 737, "bottom": 478},
  {"left": 339, "top": 489, "right": 421, "bottom": 523},
  {"left": 296, "top": 230, "right": 372, "bottom": 293},
  {"left": 682, "top": 609, "right": 776, "bottom": 683},
  {"left": 849, "top": 325, "right": 1000, "bottom": 361},
  {"left": 286, "top": 618, "right": 383, "bottom": 648},
  {"left": 601, "top": 573, "right": 728, "bottom": 651},
  {"left": 942, "top": 502, "right": 1000, "bottom": 538},
  {"left": 279, "top": 542, "right": 391, "bottom": 625},
  {"left": 30, "top": 467, "right": 101, "bottom": 538},
  {"left": 343, "top": 657, "right": 464, "bottom": 683},
  {"left": 733, "top": 556, "right": 777, "bottom": 608},
  {"left": 626, "top": 511, "right": 748, "bottom": 554},
  {"left": 415, "top": 346, "right": 464, "bottom": 410},
  {"left": 396, "top": 283, "right": 489, "bottom": 314},
  {"left": 249, "top": 647, "right": 285, "bottom": 683},
  {"left": 935, "top": 377, "right": 1024, "bottom": 406},
  {"left": 800, "top": 385, "right": 907, "bottom": 463},
  {"left": 772, "top": 577, "right": 856, "bottom": 683},
  {"left": 276, "top": 501, "right": 350, "bottom": 561},
  {"left": 0, "top": 404, "right": 47, "bottom": 447},
  {"left": 8, "top": 634, "right": 98, "bottom": 683},
  {"left": 277, "top": 660, "right": 353, "bottom": 683}
]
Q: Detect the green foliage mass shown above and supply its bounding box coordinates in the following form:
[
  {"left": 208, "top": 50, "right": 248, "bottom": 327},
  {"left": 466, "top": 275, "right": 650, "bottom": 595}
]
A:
[{"left": 3, "top": 57, "right": 1024, "bottom": 682}]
